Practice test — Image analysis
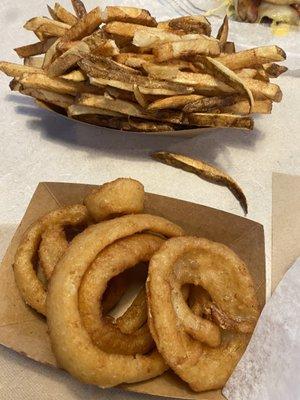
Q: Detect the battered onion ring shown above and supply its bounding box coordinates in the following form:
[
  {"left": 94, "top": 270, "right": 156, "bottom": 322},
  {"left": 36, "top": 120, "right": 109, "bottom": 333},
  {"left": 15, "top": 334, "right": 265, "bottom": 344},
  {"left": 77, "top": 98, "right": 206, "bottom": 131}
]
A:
[
  {"left": 39, "top": 225, "right": 68, "bottom": 280},
  {"left": 13, "top": 204, "right": 89, "bottom": 315},
  {"left": 147, "top": 237, "right": 260, "bottom": 392},
  {"left": 79, "top": 234, "right": 163, "bottom": 355},
  {"left": 47, "top": 214, "right": 184, "bottom": 387},
  {"left": 84, "top": 178, "right": 144, "bottom": 222}
]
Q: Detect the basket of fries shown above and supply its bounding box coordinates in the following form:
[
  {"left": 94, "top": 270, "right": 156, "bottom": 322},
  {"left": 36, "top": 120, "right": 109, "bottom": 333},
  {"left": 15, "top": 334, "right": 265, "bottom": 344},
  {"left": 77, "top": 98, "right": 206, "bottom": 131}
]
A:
[{"left": 0, "top": 0, "right": 287, "bottom": 135}]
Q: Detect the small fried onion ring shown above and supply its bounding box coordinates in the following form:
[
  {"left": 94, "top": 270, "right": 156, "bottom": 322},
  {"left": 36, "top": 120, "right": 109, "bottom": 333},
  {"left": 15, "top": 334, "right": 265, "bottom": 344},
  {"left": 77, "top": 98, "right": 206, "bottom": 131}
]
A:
[
  {"left": 84, "top": 178, "right": 145, "bottom": 222},
  {"left": 147, "top": 237, "right": 260, "bottom": 392},
  {"left": 39, "top": 225, "right": 68, "bottom": 280},
  {"left": 13, "top": 204, "right": 89, "bottom": 315},
  {"left": 47, "top": 214, "right": 184, "bottom": 387},
  {"left": 79, "top": 233, "right": 163, "bottom": 355}
]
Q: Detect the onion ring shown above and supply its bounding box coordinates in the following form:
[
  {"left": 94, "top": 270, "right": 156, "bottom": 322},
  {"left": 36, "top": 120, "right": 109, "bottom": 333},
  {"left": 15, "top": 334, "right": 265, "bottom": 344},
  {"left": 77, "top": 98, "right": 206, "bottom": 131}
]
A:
[
  {"left": 39, "top": 225, "right": 68, "bottom": 280},
  {"left": 147, "top": 236, "right": 260, "bottom": 392},
  {"left": 79, "top": 234, "right": 163, "bottom": 355},
  {"left": 13, "top": 204, "right": 89, "bottom": 315},
  {"left": 84, "top": 178, "right": 145, "bottom": 222},
  {"left": 47, "top": 214, "right": 184, "bottom": 387}
]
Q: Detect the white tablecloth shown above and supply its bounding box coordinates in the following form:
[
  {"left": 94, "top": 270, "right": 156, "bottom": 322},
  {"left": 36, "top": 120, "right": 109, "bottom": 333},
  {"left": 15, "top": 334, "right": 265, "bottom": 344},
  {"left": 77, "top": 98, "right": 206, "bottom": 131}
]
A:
[{"left": 0, "top": 0, "right": 300, "bottom": 398}]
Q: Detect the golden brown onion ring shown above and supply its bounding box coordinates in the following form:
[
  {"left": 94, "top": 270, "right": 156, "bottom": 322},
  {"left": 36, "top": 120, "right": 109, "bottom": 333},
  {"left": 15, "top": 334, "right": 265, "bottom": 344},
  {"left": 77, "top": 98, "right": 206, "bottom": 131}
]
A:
[
  {"left": 13, "top": 204, "right": 89, "bottom": 315},
  {"left": 47, "top": 214, "right": 184, "bottom": 387},
  {"left": 39, "top": 225, "right": 68, "bottom": 280},
  {"left": 147, "top": 236, "right": 260, "bottom": 392},
  {"left": 84, "top": 178, "right": 144, "bottom": 222},
  {"left": 79, "top": 233, "right": 163, "bottom": 355}
]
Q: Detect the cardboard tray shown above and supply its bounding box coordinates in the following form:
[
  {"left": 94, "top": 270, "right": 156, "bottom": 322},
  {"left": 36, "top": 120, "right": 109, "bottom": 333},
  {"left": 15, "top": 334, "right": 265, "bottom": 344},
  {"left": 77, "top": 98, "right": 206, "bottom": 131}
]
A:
[{"left": 0, "top": 182, "right": 266, "bottom": 400}]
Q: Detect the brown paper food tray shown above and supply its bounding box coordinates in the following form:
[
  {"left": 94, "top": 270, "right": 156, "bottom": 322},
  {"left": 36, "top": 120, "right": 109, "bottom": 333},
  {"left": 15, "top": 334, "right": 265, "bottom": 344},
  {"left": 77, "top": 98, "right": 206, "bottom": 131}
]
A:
[{"left": 0, "top": 182, "right": 266, "bottom": 400}]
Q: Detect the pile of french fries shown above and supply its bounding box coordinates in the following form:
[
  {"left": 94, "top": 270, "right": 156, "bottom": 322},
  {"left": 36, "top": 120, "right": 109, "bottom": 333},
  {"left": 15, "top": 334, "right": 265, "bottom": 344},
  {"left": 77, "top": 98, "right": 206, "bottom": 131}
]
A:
[{"left": 0, "top": 0, "right": 288, "bottom": 133}]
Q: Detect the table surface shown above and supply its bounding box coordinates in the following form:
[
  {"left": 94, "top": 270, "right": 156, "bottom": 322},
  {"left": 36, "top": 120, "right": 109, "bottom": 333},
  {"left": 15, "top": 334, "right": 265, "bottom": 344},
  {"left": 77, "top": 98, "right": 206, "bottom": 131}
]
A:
[{"left": 0, "top": 0, "right": 300, "bottom": 398}]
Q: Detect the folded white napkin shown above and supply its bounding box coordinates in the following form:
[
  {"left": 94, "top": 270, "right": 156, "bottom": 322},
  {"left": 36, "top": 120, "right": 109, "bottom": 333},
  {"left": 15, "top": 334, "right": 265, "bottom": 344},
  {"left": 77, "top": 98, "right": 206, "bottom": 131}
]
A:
[{"left": 223, "top": 257, "right": 300, "bottom": 400}]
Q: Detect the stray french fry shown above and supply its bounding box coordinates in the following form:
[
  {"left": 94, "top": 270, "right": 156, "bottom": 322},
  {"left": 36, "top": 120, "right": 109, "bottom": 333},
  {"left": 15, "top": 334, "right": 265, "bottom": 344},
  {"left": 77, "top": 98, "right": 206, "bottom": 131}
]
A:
[
  {"left": 19, "top": 73, "right": 102, "bottom": 96},
  {"left": 20, "top": 87, "right": 74, "bottom": 108},
  {"left": 188, "top": 113, "right": 253, "bottom": 130},
  {"left": 183, "top": 94, "right": 239, "bottom": 113},
  {"left": 101, "top": 6, "right": 157, "bottom": 27},
  {"left": 68, "top": 104, "right": 123, "bottom": 117},
  {"left": 71, "top": 0, "right": 87, "bottom": 18},
  {"left": 53, "top": 3, "right": 78, "bottom": 26},
  {"left": 168, "top": 16, "right": 211, "bottom": 36},
  {"left": 24, "top": 57, "right": 44, "bottom": 68},
  {"left": 47, "top": 41, "right": 90, "bottom": 76},
  {"left": 222, "top": 100, "right": 272, "bottom": 115},
  {"left": 216, "top": 16, "right": 228, "bottom": 50},
  {"left": 217, "top": 45, "right": 286, "bottom": 70},
  {"left": 14, "top": 38, "right": 57, "bottom": 58},
  {"left": 61, "top": 7, "right": 102, "bottom": 42},
  {"left": 200, "top": 57, "right": 254, "bottom": 110},
  {"left": 0, "top": 61, "right": 44, "bottom": 78},
  {"left": 148, "top": 94, "right": 203, "bottom": 111},
  {"left": 153, "top": 37, "right": 220, "bottom": 62},
  {"left": 151, "top": 151, "right": 248, "bottom": 214},
  {"left": 61, "top": 69, "right": 86, "bottom": 81},
  {"left": 262, "top": 63, "right": 288, "bottom": 78}
]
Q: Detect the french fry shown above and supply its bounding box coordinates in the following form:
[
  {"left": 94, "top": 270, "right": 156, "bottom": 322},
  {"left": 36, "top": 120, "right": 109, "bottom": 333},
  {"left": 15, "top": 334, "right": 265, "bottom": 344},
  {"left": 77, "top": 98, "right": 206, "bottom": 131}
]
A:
[
  {"left": 19, "top": 73, "right": 102, "bottom": 96},
  {"left": 61, "top": 7, "right": 102, "bottom": 42},
  {"left": 157, "top": 20, "right": 171, "bottom": 30},
  {"left": 105, "top": 87, "right": 136, "bottom": 102},
  {"left": 42, "top": 38, "right": 60, "bottom": 69},
  {"left": 71, "top": 0, "right": 87, "bottom": 19},
  {"left": 242, "top": 78, "right": 282, "bottom": 102},
  {"left": 223, "top": 41, "right": 235, "bottom": 54},
  {"left": 168, "top": 16, "right": 211, "bottom": 36},
  {"left": 216, "top": 16, "right": 228, "bottom": 50},
  {"left": 68, "top": 104, "right": 123, "bottom": 117},
  {"left": 0, "top": 61, "right": 44, "bottom": 78},
  {"left": 78, "top": 94, "right": 184, "bottom": 124},
  {"left": 126, "top": 118, "right": 175, "bottom": 132},
  {"left": 80, "top": 55, "right": 139, "bottom": 75},
  {"left": 151, "top": 151, "right": 248, "bottom": 214},
  {"left": 47, "top": 41, "right": 90, "bottom": 77},
  {"left": 236, "top": 69, "right": 258, "bottom": 79},
  {"left": 217, "top": 45, "right": 286, "bottom": 70},
  {"left": 148, "top": 94, "right": 203, "bottom": 111},
  {"left": 24, "top": 57, "right": 44, "bottom": 68},
  {"left": 53, "top": 3, "right": 78, "bottom": 26},
  {"left": 24, "top": 16, "right": 70, "bottom": 32},
  {"left": 254, "top": 68, "right": 270, "bottom": 82},
  {"left": 183, "top": 94, "right": 240, "bottom": 113},
  {"left": 221, "top": 100, "right": 272, "bottom": 115},
  {"left": 101, "top": 6, "right": 157, "bottom": 27},
  {"left": 47, "top": 5, "right": 59, "bottom": 21},
  {"left": 56, "top": 40, "right": 81, "bottom": 52},
  {"left": 153, "top": 37, "right": 220, "bottom": 62},
  {"left": 20, "top": 87, "right": 74, "bottom": 108},
  {"left": 114, "top": 53, "right": 155, "bottom": 68},
  {"left": 133, "top": 84, "right": 148, "bottom": 108},
  {"left": 199, "top": 56, "right": 254, "bottom": 110},
  {"left": 34, "top": 22, "right": 69, "bottom": 38},
  {"left": 133, "top": 30, "right": 199, "bottom": 48},
  {"left": 187, "top": 113, "right": 253, "bottom": 130},
  {"left": 104, "top": 21, "right": 182, "bottom": 39},
  {"left": 91, "top": 39, "right": 120, "bottom": 57},
  {"left": 9, "top": 78, "right": 22, "bottom": 91},
  {"left": 262, "top": 63, "right": 288, "bottom": 78},
  {"left": 14, "top": 38, "right": 57, "bottom": 58},
  {"left": 61, "top": 69, "right": 86, "bottom": 81}
]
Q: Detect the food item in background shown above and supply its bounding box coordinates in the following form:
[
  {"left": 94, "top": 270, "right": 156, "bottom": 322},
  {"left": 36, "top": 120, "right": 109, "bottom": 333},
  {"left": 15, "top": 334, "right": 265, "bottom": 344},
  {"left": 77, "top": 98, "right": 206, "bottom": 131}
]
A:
[
  {"left": 0, "top": 1, "right": 287, "bottom": 133},
  {"left": 79, "top": 234, "right": 163, "bottom": 355},
  {"left": 147, "top": 236, "right": 260, "bottom": 392},
  {"left": 227, "top": 0, "right": 300, "bottom": 26},
  {"left": 12, "top": 177, "right": 260, "bottom": 392},
  {"left": 151, "top": 151, "right": 248, "bottom": 214},
  {"left": 47, "top": 214, "right": 184, "bottom": 387},
  {"left": 84, "top": 178, "right": 144, "bottom": 222},
  {"left": 13, "top": 204, "right": 89, "bottom": 315}
]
